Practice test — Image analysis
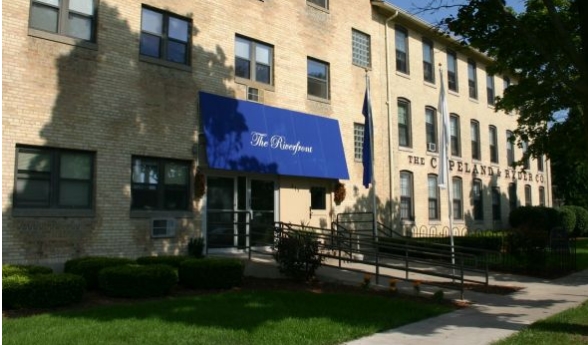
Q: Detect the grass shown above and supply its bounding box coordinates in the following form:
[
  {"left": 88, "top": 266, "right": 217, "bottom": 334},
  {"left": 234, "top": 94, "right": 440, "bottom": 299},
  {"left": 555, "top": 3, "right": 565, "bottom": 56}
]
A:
[
  {"left": 2, "top": 289, "right": 452, "bottom": 345},
  {"left": 492, "top": 300, "right": 588, "bottom": 345}
]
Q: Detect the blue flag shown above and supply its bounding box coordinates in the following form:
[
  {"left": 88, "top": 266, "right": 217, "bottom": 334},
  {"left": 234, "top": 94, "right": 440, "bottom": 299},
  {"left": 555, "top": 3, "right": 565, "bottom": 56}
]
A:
[{"left": 362, "top": 84, "right": 372, "bottom": 188}]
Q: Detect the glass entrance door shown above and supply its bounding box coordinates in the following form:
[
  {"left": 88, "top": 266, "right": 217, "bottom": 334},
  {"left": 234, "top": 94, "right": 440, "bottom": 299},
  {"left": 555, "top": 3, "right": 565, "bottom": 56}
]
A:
[
  {"left": 250, "top": 179, "right": 275, "bottom": 246},
  {"left": 206, "top": 176, "right": 276, "bottom": 249}
]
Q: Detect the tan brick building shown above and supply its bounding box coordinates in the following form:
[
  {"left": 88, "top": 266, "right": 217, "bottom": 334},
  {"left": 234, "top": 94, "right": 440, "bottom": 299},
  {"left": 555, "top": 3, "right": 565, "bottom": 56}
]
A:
[{"left": 2, "top": 0, "right": 551, "bottom": 267}]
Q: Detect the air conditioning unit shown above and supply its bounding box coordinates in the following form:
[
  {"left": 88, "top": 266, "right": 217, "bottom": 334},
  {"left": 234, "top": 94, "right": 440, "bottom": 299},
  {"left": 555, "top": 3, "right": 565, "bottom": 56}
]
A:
[
  {"left": 427, "top": 142, "right": 437, "bottom": 152},
  {"left": 247, "top": 87, "right": 264, "bottom": 103},
  {"left": 151, "top": 218, "right": 177, "bottom": 238}
]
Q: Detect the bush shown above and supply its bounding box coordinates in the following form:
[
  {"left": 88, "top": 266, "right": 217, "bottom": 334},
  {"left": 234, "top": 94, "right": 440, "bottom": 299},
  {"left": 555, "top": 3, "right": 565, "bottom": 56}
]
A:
[
  {"left": 3, "top": 273, "right": 85, "bottom": 309},
  {"left": 2, "top": 264, "right": 53, "bottom": 277},
  {"left": 188, "top": 237, "right": 205, "bottom": 258},
  {"left": 98, "top": 264, "right": 178, "bottom": 298},
  {"left": 273, "top": 232, "right": 324, "bottom": 281},
  {"left": 136, "top": 255, "right": 191, "bottom": 268},
  {"left": 571, "top": 206, "right": 588, "bottom": 236},
  {"left": 509, "top": 206, "right": 559, "bottom": 233},
  {"left": 64, "top": 256, "right": 135, "bottom": 290},
  {"left": 179, "top": 258, "right": 244, "bottom": 289},
  {"left": 557, "top": 206, "right": 577, "bottom": 234}
]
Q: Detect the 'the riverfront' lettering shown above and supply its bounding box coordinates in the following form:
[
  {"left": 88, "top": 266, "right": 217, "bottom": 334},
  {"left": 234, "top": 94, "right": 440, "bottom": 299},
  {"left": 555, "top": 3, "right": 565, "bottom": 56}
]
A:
[{"left": 251, "top": 132, "right": 313, "bottom": 155}]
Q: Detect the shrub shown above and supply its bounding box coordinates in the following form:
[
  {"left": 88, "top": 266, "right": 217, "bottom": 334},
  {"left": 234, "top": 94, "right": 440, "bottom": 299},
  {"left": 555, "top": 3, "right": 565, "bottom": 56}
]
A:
[
  {"left": 557, "top": 206, "right": 577, "bottom": 234},
  {"left": 571, "top": 206, "right": 588, "bottom": 236},
  {"left": 3, "top": 273, "right": 85, "bottom": 309},
  {"left": 179, "top": 258, "right": 244, "bottom": 289},
  {"left": 136, "top": 255, "right": 191, "bottom": 268},
  {"left": 509, "top": 206, "right": 558, "bottom": 233},
  {"left": 64, "top": 256, "right": 135, "bottom": 290},
  {"left": 273, "top": 232, "right": 324, "bottom": 281},
  {"left": 98, "top": 264, "right": 178, "bottom": 298},
  {"left": 2, "top": 264, "right": 53, "bottom": 277},
  {"left": 188, "top": 237, "right": 205, "bottom": 258}
]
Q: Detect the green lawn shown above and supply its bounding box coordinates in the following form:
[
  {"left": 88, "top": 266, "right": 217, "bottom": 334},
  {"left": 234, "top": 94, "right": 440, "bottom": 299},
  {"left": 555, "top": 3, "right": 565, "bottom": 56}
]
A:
[
  {"left": 492, "top": 300, "right": 588, "bottom": 345},
  {"left": 2, "top": 290, "right": 452, "bottom": 345}
]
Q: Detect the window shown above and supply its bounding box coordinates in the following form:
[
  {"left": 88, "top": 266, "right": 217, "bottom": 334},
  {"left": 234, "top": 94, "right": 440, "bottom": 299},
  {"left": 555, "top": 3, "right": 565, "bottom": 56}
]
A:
[
  {"left": 450, "top": 114, "right": 461, "bottom": 157},
  {"left": 489, "top": 125, "right": 498, "bottom": 163},
  {"left": 492, "top": 187, "right": 501, "bottom": 221},
  {"left": 425, "top": 107, "right": 437, "bottom": 152},
  {"left": 310, "top": 187, "right": 326, "bottom": 210},
  {"left": 235, "top": 36, "right": 273, "bottom": 85},
  {"left": 140, "top": 6, "right": 191, "bottom": 65},
  {"left": 506, "top": 130, "right": 515, "bottom": 166},
  {"left": 14, "top": 146, "right": 94, "bottom": 209},
  {"left": 522, "top": 141, "right": 530, "bottom": 170},
  {"left": 539, "top": 186, "right": 545, "bottom": 206},
  {"left": 398, "top": 98, "right": 411, "bottom": 148},
  {"left": 354, "top": 123, "right": 365, "bottom": 161},
  {"left": 486, "top": 71, "right": 495, "bottom": 105},
  {"left": 473, "top": 179, "right": 483, "bottom": 220},
  {"left": 307, "top": 0, "right": 328, "bottom": 9},
  {"left": 447, "top": 50, "right": 458, "bottom": 92},
  {"left": 395, "top": 25, "right": 409, "bottom": 74},
  {"left": 468, "top": 58, "right": 478, "bottom": 99},
  {"left": 307, "top": 58, "right": 329, "bottom": 99},
  {"left": 509, "top": 183, "right": 517, "bottom": 211},
  {"left": 453, "top": 177, "right": 463, "bottom": 220},
  {"left": 29, "top": 0, "right": 96, "bottom": 41},
  {"left": 422, "top": 38, "right": 435, "bottom": 83},
  {"left": 428, "top": 174, "right": 439, "bottom": 220},
  {"left": 471, "top": 120, "right": 480, "bottom": 160},
  {"left": 400, "top": 171, "right": 413, "bottom": 220},
  {"left": 352, "top": 29, "right": 371, "bottom": 68},
  {"left": 503, "top": 76, "right": 511, "bottom": 90},
  {"left": 537, "top": 155, "right": 544, "bottom": 172},
  {"left": 524, "top": 184, "right": 532, "bottom": 206},
  {"left": 131, "top": 156, "right": 191, "bottom": 211}
]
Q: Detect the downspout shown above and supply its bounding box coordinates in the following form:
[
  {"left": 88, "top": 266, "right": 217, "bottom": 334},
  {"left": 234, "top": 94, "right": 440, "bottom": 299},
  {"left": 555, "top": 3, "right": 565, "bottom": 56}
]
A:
[{"left": 384, "top": 10, "right": 399, "bottom": 229}]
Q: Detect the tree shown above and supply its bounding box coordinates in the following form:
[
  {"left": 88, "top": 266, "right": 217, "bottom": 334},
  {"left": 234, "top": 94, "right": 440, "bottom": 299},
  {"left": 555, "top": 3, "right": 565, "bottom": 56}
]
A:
[
  {"left": 440, "top": 0, "right": 588, "bottom": 161},
  {"left": 548, "top": 108, "right": 588, "bottom": 208}
]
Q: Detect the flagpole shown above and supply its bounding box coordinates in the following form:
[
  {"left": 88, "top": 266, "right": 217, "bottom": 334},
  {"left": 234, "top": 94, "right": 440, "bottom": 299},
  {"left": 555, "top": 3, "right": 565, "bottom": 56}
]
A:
[
  {"left": 438, "top": 65, "right": 455, "bottom": 267},
  {"left": 364, "top": 73, "right": 377, "bottom": 239}
]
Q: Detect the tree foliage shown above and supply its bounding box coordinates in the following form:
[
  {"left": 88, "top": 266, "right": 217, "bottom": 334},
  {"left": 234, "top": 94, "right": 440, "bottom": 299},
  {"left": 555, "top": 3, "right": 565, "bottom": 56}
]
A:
[{"left": 442, "top": 0, "right": 588, "bottom": 162}]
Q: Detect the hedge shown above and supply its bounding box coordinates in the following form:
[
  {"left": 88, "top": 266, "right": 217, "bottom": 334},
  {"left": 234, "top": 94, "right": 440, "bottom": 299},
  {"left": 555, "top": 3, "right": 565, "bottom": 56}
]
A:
[
  {"left": 2, "top": 264, "right": 53, "bottom": 277},
  {"left": 3, "top": 273, "right": 85, "bottom": 309},
  {"left": 98, "top": 264, "right": 178, "bottom": 298},
  {"left": 571, "top": 206, "right": 588, "bottom": 236},
  {"left": 557, "top": 206, "right": 577, "bottom": 234},
  {"left": 64, "top": 256, "right": 135, "bottom": 290},
  {"left": 136, "top": 255, "right": 192, "bottom": 268},
  {"left": 179, "top": 258, "right": 244, "bottom": 289}
]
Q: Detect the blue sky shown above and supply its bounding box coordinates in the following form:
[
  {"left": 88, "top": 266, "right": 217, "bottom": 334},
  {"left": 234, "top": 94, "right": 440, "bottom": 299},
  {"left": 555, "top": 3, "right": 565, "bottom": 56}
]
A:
[{"left": 386, "top": 0, "right": 527, "bottom": 26}]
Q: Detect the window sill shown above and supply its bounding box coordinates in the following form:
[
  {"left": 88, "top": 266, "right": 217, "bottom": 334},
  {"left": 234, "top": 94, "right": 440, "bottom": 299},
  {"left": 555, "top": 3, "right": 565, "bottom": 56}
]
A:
[
  {"left": 352, "top": 63, "right": 372, "bottom": 71},
  {"left": 235, "top": 78, "right": 275, "bottom": 92},
  {"left": 399, "top": 146, "right": 414, "bottom": 153},
  {"left": 139, "top": 55, "right": 192, "bottom": 72},
  {"left": 12, "top": 208, "right": 95, "bottom": 218},
  {"left": 130, "top": 210, "right": 194, "bottom": 219},
  {"left": 28, "top": 28, "right": 98, "bottom": 50},
  {"left": 395, "top": 71, "right": 411, "bottom": 79},
  {"left": 307, "top": 95, "right": 331, "bottom": 104},
  {"left": 424, "top": 81, "right": 437, "bottom": 89},
  {"left": 306, "top": 2, "right": 330, "bottom": 13}
]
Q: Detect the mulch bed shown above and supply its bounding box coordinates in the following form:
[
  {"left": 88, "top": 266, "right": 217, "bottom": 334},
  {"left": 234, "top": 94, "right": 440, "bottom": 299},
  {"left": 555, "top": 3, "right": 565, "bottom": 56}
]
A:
[
  {"left": 420, "top": 280, "right": 524, "bottom": 295},
  {"left": 4, "top": 276, "right": 520, "bottom": 319}
]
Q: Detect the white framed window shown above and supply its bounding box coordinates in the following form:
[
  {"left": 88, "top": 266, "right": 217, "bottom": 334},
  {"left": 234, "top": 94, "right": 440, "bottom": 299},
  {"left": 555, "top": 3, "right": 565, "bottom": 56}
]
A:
[{"left": 395, "top": 25, "right": 409, "bottom": 74}]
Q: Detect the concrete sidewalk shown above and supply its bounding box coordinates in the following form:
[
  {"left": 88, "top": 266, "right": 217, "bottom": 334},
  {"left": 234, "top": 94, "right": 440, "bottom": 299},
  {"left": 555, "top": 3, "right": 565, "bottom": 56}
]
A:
[{"left": 240, "top": 254, "right": 588, "bottom": 345}]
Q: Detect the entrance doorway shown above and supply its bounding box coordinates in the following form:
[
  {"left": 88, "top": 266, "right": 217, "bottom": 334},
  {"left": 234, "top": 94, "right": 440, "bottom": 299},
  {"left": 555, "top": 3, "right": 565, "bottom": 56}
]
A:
[{"left": 206, "top": 175, "right": 276, "bottom": 249}]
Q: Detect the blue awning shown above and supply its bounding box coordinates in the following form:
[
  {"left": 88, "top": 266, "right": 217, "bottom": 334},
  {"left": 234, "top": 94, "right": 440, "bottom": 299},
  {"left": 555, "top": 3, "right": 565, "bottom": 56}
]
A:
[{"left": 200, "top": 91, "right": 349, "bottom": 180}]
